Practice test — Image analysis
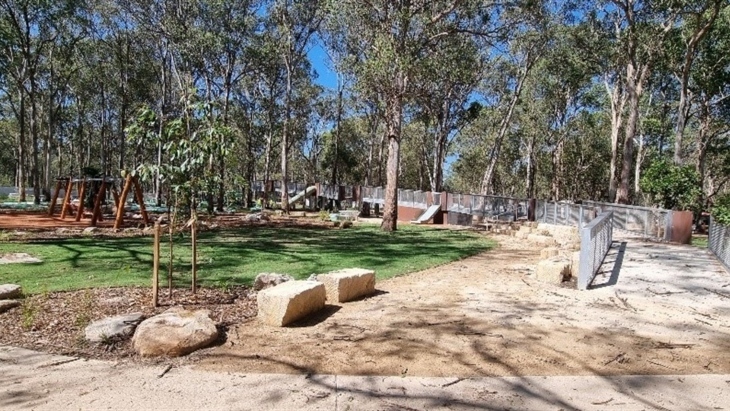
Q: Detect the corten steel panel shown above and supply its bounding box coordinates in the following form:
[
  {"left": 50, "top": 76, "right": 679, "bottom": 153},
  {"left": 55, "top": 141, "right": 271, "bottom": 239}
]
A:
[
  {"left": 397, "top": 206, "right": 424, "bottom": 222},
  {"left": 433, "top": 210, "right": 444, "bottom": 225},
  {"left": 670, "top": 211, "right": 693, "bottom": 244},
  {"left": 426, "top": 191, "right": 433, "bottom": 205},
  {"left": 352, "top": 186, "right": 360, "bottom": 202}
]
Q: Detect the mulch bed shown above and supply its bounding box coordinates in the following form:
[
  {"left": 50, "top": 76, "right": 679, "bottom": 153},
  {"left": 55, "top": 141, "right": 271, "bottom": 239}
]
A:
[
  {"left": 0, "top": 286, "right": 257, "bottom": 363},
  {"left": 0, "top": 214, "right": 337, "bottom": 362}
]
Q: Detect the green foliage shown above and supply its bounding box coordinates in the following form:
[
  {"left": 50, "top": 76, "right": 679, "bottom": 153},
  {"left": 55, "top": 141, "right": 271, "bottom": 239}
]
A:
[
  {"left": 640, "top": 159, "right": 701, "bottom": 210},
  {"left": 711, "top": 193, "right": 730, "bottom": 226}
]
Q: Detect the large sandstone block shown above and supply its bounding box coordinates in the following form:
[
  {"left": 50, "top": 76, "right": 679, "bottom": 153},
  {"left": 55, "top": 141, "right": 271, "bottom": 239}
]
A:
[
  {"left": 253, "top": 273, "right": 294, "bottom": 291},
  {"left": 0, "top": 284, "right": 21, "bottom": 299},
  {"left": 527, "top": 234, "right": 558, "bottom": 246},
  {"left": 571, "top": 251, "right": 581, "bottom": 278},
  {"left": 540, "top": 247, "right": 560, "bottom": 259},
  {"left": 535, "top": 257, "right": 571, "bottom": 284},
  {"left": 86, "top": 313, "right": 144, "bottom": 343},
  {"left": 318, "top": 268, "right": 376, "bottom": 303},
  {"left": 257, "top": 281, "right": 325, "bottom": 326},
  {"left": 132, "top": 308, "right": 218, "bottom": 357}
]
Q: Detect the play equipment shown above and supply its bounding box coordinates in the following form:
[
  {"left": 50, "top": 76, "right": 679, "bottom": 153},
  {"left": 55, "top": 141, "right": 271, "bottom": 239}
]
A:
[
  {"left": 411, "top": 204, "right": 441, "bottom": 224},
  {"left": 289, "top": 186, "right": 317, "bottom": 206},
  {"left": 47, "top": 174, "right": 149, "bottom": 228}
]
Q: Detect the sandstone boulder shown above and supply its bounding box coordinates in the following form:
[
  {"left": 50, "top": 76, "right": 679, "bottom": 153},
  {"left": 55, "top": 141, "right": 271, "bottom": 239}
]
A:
[
  {"left": 85, "top": 313, "right": 144, "bottom": 343},
  {"left": 132, "top": 308, "right": 218, "bottom": 357},
  {"left": 253, "top": 273, "right": 294, "bottom": 291},
  {"left": 317, "top": 268, "right": 376, "bottom": 303},
  {"left": 571, "top": 251, "right": 581, "bottom": 278},
  {"left": 535, "top": 257, "right": 571, "bottom": 284},
  {"left": 0, "top": 300, "right": 20, "bottom": 313},
  {"left": 257, "top": 281, "right": 325, "bottom": 326},
  {"left": 0, "top": 284, "right": 22, "bottom": 299},
  {"left": 0, "top": 253, "right": 41, "bottom": 264},
  {"left": 540, "top": 247, "right": 560, "bottom": 259}
]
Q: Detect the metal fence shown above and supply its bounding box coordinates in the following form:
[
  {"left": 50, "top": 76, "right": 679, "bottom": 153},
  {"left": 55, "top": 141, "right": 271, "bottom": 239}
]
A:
[
  {"left": 709, "top": 217, "right": 730, "bottom": 271},
  {"left": 446, "top": 194, "right": 529, "bottom": 222},
  {"left": 537, "top": 201, "right": 594, "bottom": 228},
  {"left": 578, "top": 211, "right": 614, "bottom": 290},
  {"left": 583, "top": 200, "right": 670, "bottom": 239}
]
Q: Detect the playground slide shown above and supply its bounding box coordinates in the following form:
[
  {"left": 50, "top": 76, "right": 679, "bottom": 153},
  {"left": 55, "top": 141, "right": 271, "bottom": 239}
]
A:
[
  {"left": 289, "top": 186, "right": 317, "bottom": 205},
  {"left": 411, "top": 204, "right": 441, "bottom": 224}
]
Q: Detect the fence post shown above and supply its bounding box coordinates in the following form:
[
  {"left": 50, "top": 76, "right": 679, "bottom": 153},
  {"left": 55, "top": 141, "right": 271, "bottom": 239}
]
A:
[
  {"left": 579, "top": 205, "right": 584, "bottom": 228},
  {"left": 554, "top": 202, "right": 557, "bottom": 225}
]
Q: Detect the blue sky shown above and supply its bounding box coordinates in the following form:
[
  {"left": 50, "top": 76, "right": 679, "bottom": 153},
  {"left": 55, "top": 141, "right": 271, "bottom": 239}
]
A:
[{"left": 309, "top": 42, "right": 338, "bottom": 90}]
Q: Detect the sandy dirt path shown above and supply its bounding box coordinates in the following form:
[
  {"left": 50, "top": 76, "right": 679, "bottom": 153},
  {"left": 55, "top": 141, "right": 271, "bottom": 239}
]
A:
[{"left": 197, "top": 233, "right": 730, "bottom": 377}]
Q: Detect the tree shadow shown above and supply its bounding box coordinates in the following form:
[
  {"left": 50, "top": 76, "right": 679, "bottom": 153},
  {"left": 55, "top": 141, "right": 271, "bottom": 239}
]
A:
[{"left": 590, "top": 241, "right": 627, "bottom": 289}]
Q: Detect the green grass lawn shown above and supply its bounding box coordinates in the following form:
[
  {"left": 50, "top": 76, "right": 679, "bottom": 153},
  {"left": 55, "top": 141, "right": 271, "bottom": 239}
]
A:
[{"left": 0, "top": 225, "right": 495, "bottom": 294}]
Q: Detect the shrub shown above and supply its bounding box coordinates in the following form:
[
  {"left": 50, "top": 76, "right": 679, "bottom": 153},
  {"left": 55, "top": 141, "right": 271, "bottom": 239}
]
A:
[
  {"left": 640, "top": 159, "right": 701, "bottom": 210},
  {"left": 711, "top": 193, "right": 730, "bottom": 226}
]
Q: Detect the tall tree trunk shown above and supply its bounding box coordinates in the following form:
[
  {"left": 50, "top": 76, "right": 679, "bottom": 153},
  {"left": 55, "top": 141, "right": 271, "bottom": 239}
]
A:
[
  {"left": 525, "top": 135, "right": 536, "bottom": 198},
  {"left": 673, "top": 1, "right": 721, "bottom": 164},
  {"left": 617, "top": 63, "right": 648, "bottom": 204},
  {"left": 480, "top": 63, "right": 530, "bottom": 195},
  {"left": 281, "top": 57, "right": 292, "bottom": 213},
  {"left": 380, "top": 92, "right": 403, "bottom": 232},
  {"left": 605, "top": 78, "right": 625, "bottom": 203},
  {"left": 30, "top": 81, "right": 41, "bottom": 204},
  {"left": 332, "top": 79, "right": 343, "bottom": 185},
  {"left": 17, "top": 90, "right": 27, "bottom": 202},
  {"left": 550, "top": 135, "right": 564, "bottom": 201},
  {"left": 696, "top": 98, "right": 712, "bottom": 208}
]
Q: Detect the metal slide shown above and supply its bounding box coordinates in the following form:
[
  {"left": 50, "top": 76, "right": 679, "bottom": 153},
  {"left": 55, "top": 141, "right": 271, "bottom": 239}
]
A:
[
  {"left": 289, "top": 186, "right": 317, "bottom": 205},
  {"left": 411, "top": 204, "right": 441, "bottom": 224}
]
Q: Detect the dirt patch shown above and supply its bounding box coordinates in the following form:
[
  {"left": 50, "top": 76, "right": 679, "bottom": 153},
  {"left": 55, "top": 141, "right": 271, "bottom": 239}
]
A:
[
  {"left": 1, "top": 231, "right": 729, "bottom": 378},
  {"left": 197, "top": 234, "right": 730, "bottom": 377}
]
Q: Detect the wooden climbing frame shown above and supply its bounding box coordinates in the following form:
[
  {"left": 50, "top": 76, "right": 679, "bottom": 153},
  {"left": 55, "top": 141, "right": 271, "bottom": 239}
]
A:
[{"left": 47, "top": 175, "right": 147, "bottom": 228}]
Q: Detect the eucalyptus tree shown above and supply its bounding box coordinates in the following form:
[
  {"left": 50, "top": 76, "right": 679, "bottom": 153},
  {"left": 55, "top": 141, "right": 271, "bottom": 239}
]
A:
[
  {"left": 670, "top": 0, "right": 725, "bottom": 164},
  {"left": 413, "top": 32, "right": 482, "bottom": 193},
  {"left": 685, "top": 6, "right": 730, "bottom": 205},
  {"left": 268, "top": 0, "right": 322, "bottom": 212},
  {"left": 478, "top": 6, "right": 550, "bottom": 196},
  {"left": 325, "top": 0, "right": 491, "bottom": 231},
  {"left": 0, "top": 0, "right": 83, "bottom": 202}
]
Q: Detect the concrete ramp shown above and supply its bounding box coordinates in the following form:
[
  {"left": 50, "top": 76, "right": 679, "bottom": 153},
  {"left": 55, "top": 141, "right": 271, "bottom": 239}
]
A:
[{"left": 411, "top": 204, "right": 441, "bottom": 224}]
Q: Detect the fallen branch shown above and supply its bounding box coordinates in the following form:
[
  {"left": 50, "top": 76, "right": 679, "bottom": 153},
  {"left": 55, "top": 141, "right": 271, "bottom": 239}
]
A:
[
  {"left": 591, "top": 398, "right": 614, "bottom": 405},
  {"left": 653, "top": 342, "right": 694, "bottom": 349},
  {"left": 647, "top": 359, "right": 676, "bottom": 370},
  {"left": 36, "top": 357, "right": 80, "bottom": 368},
  {"left": 442, "top": 378, "right": 465, "bottom": 388},
  {"left": 704, "top": 288, "right": 730, "bottom": 300},
  {"left": 647, "top": 288, "right": 685, "bottom": 296},
  {"left": 157, "top": 364, "right": 172, "bottom": 378},
  {"left": 604, "top": 353, "right": 626, "bottom": 365}
]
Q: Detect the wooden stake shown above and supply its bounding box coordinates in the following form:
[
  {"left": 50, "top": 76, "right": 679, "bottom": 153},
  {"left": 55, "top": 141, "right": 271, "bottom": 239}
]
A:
[
  {"left": 152, "top": 221, "right": 160, "bottom": 307},
  {"left": 75, "top": 180, "right": 87, "bottom": 222},
  {"left": 191, "top": 218, "right": 197, "bottom": 294},
  {"left": 60, "top": 178, "right": 73, "bottom": 219},
  {"left": 115, "top": 175, "right": 133, "bottom": 229}
]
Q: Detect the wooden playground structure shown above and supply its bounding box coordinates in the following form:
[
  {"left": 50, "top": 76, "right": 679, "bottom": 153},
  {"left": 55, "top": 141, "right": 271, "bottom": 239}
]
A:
[{"left": 47, "top": 174, "right": 150, "bottom": 229}]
